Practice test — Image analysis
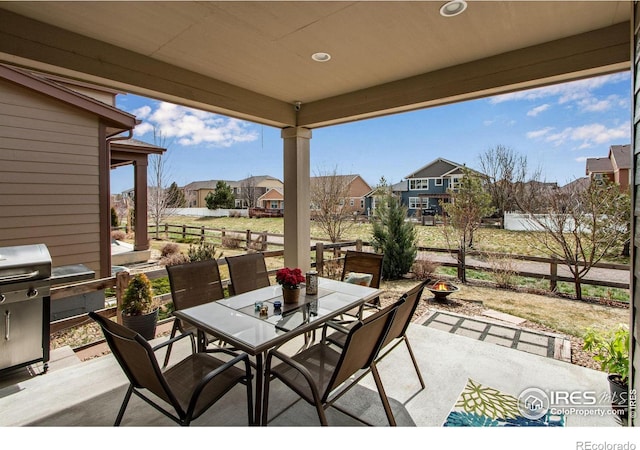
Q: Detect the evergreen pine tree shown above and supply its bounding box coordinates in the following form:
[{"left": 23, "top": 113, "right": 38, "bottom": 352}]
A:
[{"left": 371, "top": 190, "right": 417, "bottom": 279}]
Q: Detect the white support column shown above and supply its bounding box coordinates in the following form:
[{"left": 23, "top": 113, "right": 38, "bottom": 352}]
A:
[{"left": 282, "top": 127, "right": 312, "bottom": 272}]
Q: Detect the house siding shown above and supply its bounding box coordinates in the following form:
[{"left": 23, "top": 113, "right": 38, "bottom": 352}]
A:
[{"left": 0, "top": 79, "right": 102, "bottom": 273}]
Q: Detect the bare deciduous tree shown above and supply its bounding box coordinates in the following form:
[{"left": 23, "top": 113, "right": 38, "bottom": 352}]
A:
[
  {"left": 310, "top": 167, "right": 354, "bottom": 243},
  {"left": 440, "top": 168, "right": 494, "bottom": 282},
  {"left": 477, "top": 145, "right": 540, "bottom": 223},
  {"left": 147, "top": 126, "right": 174, "bottom": 239},
  {"left": 240, "top": 175, "right": 259, "bottom": 208},
  {"left": 515, "top": 178, "right": 630, "bottom": 300}
]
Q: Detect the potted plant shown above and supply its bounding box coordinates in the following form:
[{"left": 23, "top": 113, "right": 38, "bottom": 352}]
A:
[
  {"left": 583, "top": 324, "right": 629, "bottom": 422},
  {"left": 121, "top": 273, "right": 158, "bottom": 340},
  {"left": 275, "top": 267, "right": 305, "bottom": 304}
]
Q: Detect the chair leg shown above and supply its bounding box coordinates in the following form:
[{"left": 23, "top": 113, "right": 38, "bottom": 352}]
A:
[
  {"left": 261, "top": 355, "right": 273, "bottom": 426},
  {"left": 114, "top": 384, "right": 134, "bottom": 426},
  {"left": 404, "top": 337, "right": 425, "bottom": 389},
  {"left": 162, "top": 320, "right": 180, "bottom": 368},
  {"left": 370, "top": 364, "right": 396, "bottom": 426}
]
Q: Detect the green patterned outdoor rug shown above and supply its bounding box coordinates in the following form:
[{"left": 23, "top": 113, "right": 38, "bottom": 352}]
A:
[{"left": 443, "top": 379, "right": 565, "bottom": 427}]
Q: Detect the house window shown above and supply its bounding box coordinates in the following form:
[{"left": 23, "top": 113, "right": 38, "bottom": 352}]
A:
[
  {"left": 409, "top": 178, "right": 429, "bottom": 190},
  {"left": 270, "top": 201, "right": 279, "bottom": 209},
  {"left": 360, "top": 199, "right": 365, "bottom": 208},
  {"left": 435, "top": 178, "right": 443, "bottom": 186},
  {"left": 451, "top": 177, "right": 461, "bottom": 189},
  {"left": 234, "top": 199, "right": 242, "bottom": 208},
  {"left": 409, "top": 197, "right": 420, "bottom": 209},
  {"left": 350, "top": 199, "right": 355, "bottom": 207}
]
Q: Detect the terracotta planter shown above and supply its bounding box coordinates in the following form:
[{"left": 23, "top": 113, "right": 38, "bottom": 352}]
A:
[
  {"left": 282, "top": 285, "right": 301, "bottom": 304},
  {"left": 122, "top": 309, "right": 158, "bottom": 340}
]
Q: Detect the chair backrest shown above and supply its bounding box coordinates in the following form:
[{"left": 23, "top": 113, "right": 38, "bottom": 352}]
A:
[
  {"left": 323, "top": 299, "right": 402, "bottom": 400},
  {"left": 225, "top": 253, "right": 270, "bottom": 296},
  {"left": 89, "top": 312, "right": 179, "bottom": 410},
  {"left": 381, "top": 280, "right": 428, "bottom": 349},
  {"left": 341, "top": 250, "right": 383, "bottom": 289},
  {"left": 167, "top": 259, "right": 225, "bottom": 311}
]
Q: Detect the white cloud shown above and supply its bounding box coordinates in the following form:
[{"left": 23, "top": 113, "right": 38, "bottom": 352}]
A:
[
  {"left": 526, "top": 127, "right": 554, "bottom": 139},
  {"left": 483, "top": 120, "right": 494, "bottom": 126},
  {"left": 131, "top": 105, "right": 151, "bottom": 119},
  {"left": 132, "top": 101, "right": 258, "bottom": 147},
  {"left": 489, "top": 73, "right": 628, "bottom": 105},
  {"left": 528, "top": 122, "right": 630, "bottom": 149},
  {"left": 575, "top": 156, "right": 589, "bottom": 163},
  {"left": 527, "top": 104, "right": 550, "bottom": 117},
  {"left": 577, "top": 95, "right": 621, "bottom": 113}
]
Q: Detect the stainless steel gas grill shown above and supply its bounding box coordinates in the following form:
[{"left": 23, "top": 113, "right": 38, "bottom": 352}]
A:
[{"left": 0, "top": 244, "right": 52, "bottom": 375}]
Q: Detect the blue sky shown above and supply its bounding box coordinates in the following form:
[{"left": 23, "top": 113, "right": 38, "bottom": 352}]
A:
[{"left": 111, "top": 71, "right": 631, "bottom": 194}]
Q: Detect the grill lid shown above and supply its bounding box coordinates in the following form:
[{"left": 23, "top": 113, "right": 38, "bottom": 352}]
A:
[{"left": 0, "top": 244, "right": 52, "bottom": 284}]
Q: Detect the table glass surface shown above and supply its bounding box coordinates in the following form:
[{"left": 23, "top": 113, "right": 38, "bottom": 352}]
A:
[{"left": 174, "top": 277, "right": 380, "bottom": 352}]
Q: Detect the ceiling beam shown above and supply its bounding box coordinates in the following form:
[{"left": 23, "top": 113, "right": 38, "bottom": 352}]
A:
[
  {"left": 298, "top": 22, "right": 631, "bottom": 128},
  {"left": 0, "top": 8, "right": 296, "bottom": 128}
]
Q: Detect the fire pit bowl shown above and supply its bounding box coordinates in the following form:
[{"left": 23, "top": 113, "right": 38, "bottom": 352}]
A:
[{"left": 426, "top": 280, "right": 460, "bottom": 302}]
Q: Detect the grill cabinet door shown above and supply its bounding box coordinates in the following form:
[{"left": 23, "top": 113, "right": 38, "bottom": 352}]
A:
[{"left": 0, "top": 300, "right": 43, "bottom": 370}]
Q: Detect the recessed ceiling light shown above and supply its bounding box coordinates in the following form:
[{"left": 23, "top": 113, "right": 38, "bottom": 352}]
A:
[
  {"left": 440, "top": 0, "right": 467, "bottom": 17},
  {"left": 311, "top": 52, "right": 331, "bottom": 62}
]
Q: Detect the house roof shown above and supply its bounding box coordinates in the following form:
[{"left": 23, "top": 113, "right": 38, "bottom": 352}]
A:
[
  {"left": 0, "top": 3, "right": 628, "bottom": 129},
  {"left": 609, "top": 144, "right": 631, "bottom": 170},
  {"left": 183, "top": 180, "right": 234, "bottom": 191},
  {"left": 0, "top": 63, "right": 138, "bottom": 137},
  {"left": 110, "top": 138, "right": 166, "bottom": 169},
  {"left": 184, "top": 175, "right": 282, "bottom": 191},
  {"left": 258, "top": 188, "right": 284, "bottom": 201},
  {"left": 559, "top": 176, "right": 590, "bottom": 193},
  {"left": 585, "top": 157, "right": 614, "bottom": 175},
  {"left": 405, "top": 157, "right": 480, "bottom": 179},
  {"left": 237, "top": 175, "right": 283, "bottom": 186}
]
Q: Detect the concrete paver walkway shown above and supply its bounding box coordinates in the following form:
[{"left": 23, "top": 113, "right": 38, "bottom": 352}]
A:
[{"left": 421, "top": 310, "right": 572, "bottom": 362}]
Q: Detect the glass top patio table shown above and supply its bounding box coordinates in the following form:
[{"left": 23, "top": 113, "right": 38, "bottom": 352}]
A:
[
  {"left": 173, "top": 276, "right": 382, "bottom": 425},
  {"left": 173, "top": 277, "right": 382, "bottom": 355}
]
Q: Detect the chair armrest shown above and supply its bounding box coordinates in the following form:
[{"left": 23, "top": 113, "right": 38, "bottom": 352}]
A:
[
  {"left": 321, "top": 320, "right": 351, "bottom": 343},
  {"left": 189, "top": 352, "right": 253, "bottom": 409},
  {"left": 267, "top": 349, "right": 322, "bottom": 401},
  {"left": 151, "top": 331, "right": 194, "bottom": 352}
]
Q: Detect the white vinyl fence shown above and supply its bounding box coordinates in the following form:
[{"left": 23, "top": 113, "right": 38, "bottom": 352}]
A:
[
  {"left": 503, "top": 212, "right": 578, "bottom": 232},
  {"left": 166, "top": 208, "right": 249, "bottom": 218}
]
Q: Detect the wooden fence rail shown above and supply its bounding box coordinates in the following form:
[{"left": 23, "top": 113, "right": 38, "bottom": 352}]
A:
[{"left": 51, "top": 238, "right": 629, "bottom": 339}]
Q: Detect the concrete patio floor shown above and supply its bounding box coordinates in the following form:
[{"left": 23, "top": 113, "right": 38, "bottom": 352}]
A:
[{"left": 0, "top": 322, "right": 621, "bottom": 427}]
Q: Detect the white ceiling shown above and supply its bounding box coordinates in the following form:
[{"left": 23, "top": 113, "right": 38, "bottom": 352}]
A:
[{"left": 0, "top": 1, "right": 631, "bottom": 128}]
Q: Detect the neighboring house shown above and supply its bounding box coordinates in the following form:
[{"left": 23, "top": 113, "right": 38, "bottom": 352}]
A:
[
  {"left": 585, "top": 144, "right": 630, "bottom": 191},
  {"left": 183, "top": 175, "right": 283, "bottom": 208},
  {"left": 398, "top": 158, "right": 483, "bottom": 216},
  {"left": 256, "top": 188, "right": 284, "bottom": 210},
  {"left": 0, "top": 64, "right": 162, "bottom": 278},
  {"left": 310, "top": 174, "right": 372, "bottom": 216}
]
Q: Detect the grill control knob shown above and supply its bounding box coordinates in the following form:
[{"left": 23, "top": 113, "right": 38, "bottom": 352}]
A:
[
  {"left": 0, "top": 293, "right": 5, "bottom": 303},
  {"left": 26, "top": 288, "right": 38, "bottom": 298}
]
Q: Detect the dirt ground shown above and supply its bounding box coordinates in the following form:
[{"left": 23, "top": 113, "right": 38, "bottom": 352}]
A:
[
  {"left": 376, "top": 277, "right": 622, "bottom": 372},
  {"left": 52, "top": 269, "right": 621, "bottom": 372}
]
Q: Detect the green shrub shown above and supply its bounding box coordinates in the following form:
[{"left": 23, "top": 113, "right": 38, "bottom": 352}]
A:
[
  {"left": 121, "top": 273, "right": 154, "bottom": 316},
  {"left": 187, "top": 241, "right": 222, "bottom": 262},
  {"left": 583, "top": 324, "right": 630, "bottom": 384},
  {"left": 371, "top": 192, "right": 417, "bottom": 279}
]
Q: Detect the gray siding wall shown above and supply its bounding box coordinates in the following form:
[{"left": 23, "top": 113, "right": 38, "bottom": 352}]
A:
[{"left": 0, "top": 79, "right": 102, "bottom": 273}]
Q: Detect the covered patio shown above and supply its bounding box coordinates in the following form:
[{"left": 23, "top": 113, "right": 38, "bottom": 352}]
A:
[
  {"left": 0, "top": 1, "right": 637, "bottom": 434},
  {"left": 0, "top": 322, "right": 616, "bottom": 427}
]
